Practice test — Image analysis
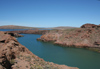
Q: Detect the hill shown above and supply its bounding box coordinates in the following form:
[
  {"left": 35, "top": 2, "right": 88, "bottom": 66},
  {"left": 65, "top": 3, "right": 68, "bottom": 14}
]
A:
[
  {"left": 0, "top": 25, "right": 38, "bottom": 29},
  {"left": 0, "top": 25, "right": 78, "bottom": 30},
  {"left": 0, "top": 31, "right": 78, "bottom": 69},
  {"left": 51, "top": 26, "right": 78, "bottom": 30},
  {"left": 37, "top": 23, "right": 100, "bottom": 52}
]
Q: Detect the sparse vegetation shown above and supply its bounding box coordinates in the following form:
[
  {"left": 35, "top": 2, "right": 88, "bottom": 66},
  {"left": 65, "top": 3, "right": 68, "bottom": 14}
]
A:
[
  {"left": 26, "top": 65, "right": 28, "bottom": 68},
  {"left": 10, "top": 59, "right": 15, "bottom": 65},
  {"left": 38, "top": 27, "right": 100, "bottom": 52},
  {"left": 44, "top": 65, "right": 51, "bottom": 69},
  {"left": 30, "top": 66, "right": 34, "bottom": 69},
  {"left": 25, "top": 56, "right": 31, "bottom": 62},
  {"left": 34, "top": 65, "right": 43, "bottom": 69},
  {"left": 16, "top": 66, "right": 19, "bottom": 68},
  {"left": 0, "top": 28, "right": 78, "bottom": 69}
]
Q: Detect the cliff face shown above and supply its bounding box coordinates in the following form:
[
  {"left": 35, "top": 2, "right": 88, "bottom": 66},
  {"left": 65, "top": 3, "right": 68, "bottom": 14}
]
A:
[
  {"left": 0, "top": 31, "right": 78, "bottom": 69},
  {"left": 37, "top": 28, "right": 100, "bottom": 49}
]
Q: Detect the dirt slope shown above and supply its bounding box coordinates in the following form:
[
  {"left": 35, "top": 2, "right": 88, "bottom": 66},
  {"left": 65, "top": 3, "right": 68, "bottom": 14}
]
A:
[{"left": 0, "top": 31, "right": 78, "bottom": 69}]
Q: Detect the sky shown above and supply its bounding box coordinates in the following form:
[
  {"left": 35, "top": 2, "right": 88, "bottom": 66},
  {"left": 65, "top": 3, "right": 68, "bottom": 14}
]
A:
[{"left": 0, "top": 0, "right": 100, "bottom": 27}]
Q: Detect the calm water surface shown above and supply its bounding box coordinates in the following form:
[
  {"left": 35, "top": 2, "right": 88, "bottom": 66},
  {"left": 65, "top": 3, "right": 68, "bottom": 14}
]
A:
[
  {"left": 1, "top": 29, "right": 100, "bottom": 69},
  {"left": 0, "top": 29, "right": 51, "bottom": 31},
  {"left": 17, "top": 34, "right": 100, "bottom": 69}
]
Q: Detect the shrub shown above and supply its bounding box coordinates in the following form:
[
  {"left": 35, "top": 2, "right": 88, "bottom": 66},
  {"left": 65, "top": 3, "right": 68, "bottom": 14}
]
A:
[{"left": 10, "top": 59, "right": 15, "bottom": 65}]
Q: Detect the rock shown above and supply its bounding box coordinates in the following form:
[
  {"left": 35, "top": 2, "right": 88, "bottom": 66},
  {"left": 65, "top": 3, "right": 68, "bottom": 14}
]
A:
[
  {"left": 4, "top": 32, "right": 23, "bottom": 37},
  {"left": 0, "top": 31, "right": 78, "bottom": 69},
  {"left": 5, "top": 29, "right": 49, "bottom": 35},
  {"left": 37, "top": 24, "right": 100, "bottom": 50},
  {"left": 94, "top": 41, "right": 100, "bottom": 45},
  {"left": 81, "top": 23, "right": 100, "bottom": 28}
]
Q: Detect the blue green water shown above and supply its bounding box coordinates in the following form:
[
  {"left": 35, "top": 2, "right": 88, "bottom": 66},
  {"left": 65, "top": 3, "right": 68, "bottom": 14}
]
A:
[
  {"left": 17, "top": 34, "right": 100, "bottom": 69},
  {"left": 0, "top": 29, "right": 100, "bottom": 69},
  {"left": 0, "top": 29, "right": 51, "bottom": 31},
  {"left": 0, "top": 29, "right": 29, "bottom": 31}
]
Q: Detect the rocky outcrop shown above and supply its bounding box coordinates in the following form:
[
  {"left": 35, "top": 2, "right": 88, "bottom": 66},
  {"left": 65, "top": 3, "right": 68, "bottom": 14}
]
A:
[
  {"left": 37, "top": 32, "right": 61, "bottom": 42},
  {"left": 5, "top": 29, "right": 49, "bottom": 35},
  {"left": 0, "top": 31, "right": 78, "bottom": 69},
  {"left": 4, "top": 32, "right": 23, "bottom": 37},
  {"left": 81, "top": 23, "right": 100, "bottom": 28},
  {"left": 37, "top": 26, "right": 100, "bottom": 52}
]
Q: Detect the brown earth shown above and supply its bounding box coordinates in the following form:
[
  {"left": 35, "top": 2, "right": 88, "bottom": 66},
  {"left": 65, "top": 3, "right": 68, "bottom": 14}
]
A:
[
  {"left": 0, "top": 25, "right": 77, "bottom": 30},
  {"left": 5, "top": 29, "right": 49, "bottom": 35},
  {"left": 52, "top": 26, "right": 78, "bottom": 30},
  {"left": 4, "top": 32, "right": 23, "bottom": 37},
  {"left": 37, "top": 24, "right": 100, "bottom": 52},
  {"left": 0, "top": 25, "right": 38, "bottom": 29},
  {"left": 81, "top": 23, "right": 100, "bottom": 28},
  {"left": 0, "top": 31, "right": 78, "bottom": 69}
]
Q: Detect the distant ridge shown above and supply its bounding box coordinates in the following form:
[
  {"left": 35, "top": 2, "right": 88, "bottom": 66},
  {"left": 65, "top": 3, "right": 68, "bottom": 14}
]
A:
[
  {"left": 0, "top": 25, "right": 78, "bottom": 30},
  {"left": 0, "top": 25, "right": 38, "bottom": 29},
  {"left": 52, "top": 26, "right": 78, "bottom": 30}
]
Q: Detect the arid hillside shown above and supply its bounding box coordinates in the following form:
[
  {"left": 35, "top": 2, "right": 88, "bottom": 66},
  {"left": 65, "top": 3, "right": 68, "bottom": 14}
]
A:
[
  {"left": 52, "top": 26, "right": 78, "bottom": 30},
  {"left": 37, "top": 24, "right": 100, "bottom": 52},
  {"left": 5, "top": 29, "right": 49, "bottom": 35},
  {"left": 0, "top": 25, "right": 78, "bottom": 30},
  {"left": 0, "top": 25, "right": 38, "bottom": 29},
  {"left": 0, "top": 31, "right": 78, "bottom": 69}
]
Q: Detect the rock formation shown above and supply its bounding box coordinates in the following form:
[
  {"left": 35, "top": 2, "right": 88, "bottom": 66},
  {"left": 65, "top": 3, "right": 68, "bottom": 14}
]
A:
[
  {"left": 4, "top": 32, "right": 23, "bottom": 37},
  {"left": 81, "top": 23, "right": 100, "bottom": 28},
  {"left": 37, "top": 24, "right": 100, "bottom": 52},
  {"left": 0, "top": 31, "right": 78, "bottom": 69},
  {"left": 5, "top": 29, "right": 49, "bottom": 35}
]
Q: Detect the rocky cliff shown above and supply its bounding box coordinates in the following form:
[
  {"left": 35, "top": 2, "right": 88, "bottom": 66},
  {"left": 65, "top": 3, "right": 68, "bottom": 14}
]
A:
[
  {"left": 4, "top": 32, "right": 23, "bottom": 37},
  {"left": 0, "top": 31, "right": 78, "bottom": 69},
  {"left": 81, "top": 23, "right": 100, "bottom": 28},
  {"left": 37, "top": 24, "right": 100, "bottom": 52}
]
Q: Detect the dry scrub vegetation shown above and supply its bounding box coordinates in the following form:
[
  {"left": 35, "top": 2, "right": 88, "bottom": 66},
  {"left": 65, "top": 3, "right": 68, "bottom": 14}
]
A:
[{"left": 38, "top": 27, "right": 100, "bottom": 52}]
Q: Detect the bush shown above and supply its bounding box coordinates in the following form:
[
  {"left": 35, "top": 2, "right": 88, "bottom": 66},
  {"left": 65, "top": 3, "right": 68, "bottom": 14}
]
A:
[{"left": 10, "top": 59, "right": 15, "bottom": 65}]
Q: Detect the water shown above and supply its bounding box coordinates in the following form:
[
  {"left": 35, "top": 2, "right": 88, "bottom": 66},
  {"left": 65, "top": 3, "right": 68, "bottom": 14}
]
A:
[
  {"left": 1, "top": 29, "right": 100, "bottom": 69},
  {"left": 0, "top": 29, "right": 29, "bottom": 31},
  {"left": 0, "top": 29, "right": 51, "bottom": 31},
  {"left": 17, "top": 34, "right": 100, "bottom": 69}
]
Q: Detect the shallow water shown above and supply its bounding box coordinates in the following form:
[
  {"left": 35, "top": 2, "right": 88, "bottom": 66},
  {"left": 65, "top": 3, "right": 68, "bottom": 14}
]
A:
[{"left": 17, "top": 34, "right": 100, "bottom": 69}]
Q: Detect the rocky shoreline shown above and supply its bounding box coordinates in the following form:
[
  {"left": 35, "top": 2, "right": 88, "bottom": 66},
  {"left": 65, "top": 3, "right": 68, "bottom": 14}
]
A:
[
  {"left": 5, "top": 29, "right": 49, "bottom": 35},
  {"left": 37, "top": 24, "right": 100, "bottom": 53},
  {"left": 0, "top": 31, "right": 78, "bottom": 69},
  {"left": 4, "top": 32, "right": 23, "bottom": 37},
  {"left": 4, "top": 24, "right": 100, "bottom": 53}
]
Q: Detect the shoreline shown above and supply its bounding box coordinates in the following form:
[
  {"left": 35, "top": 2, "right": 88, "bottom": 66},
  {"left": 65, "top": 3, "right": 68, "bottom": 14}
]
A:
[
  {"left": 3, "top": 27, "right": 100, "bottom": 53},
  {"left": 37, "top": 38, "right": 100, "bottom": 53},
  {"left": 0, "top": 31, "right": 78, "bottom": 69}
]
